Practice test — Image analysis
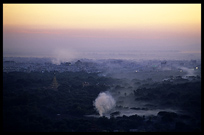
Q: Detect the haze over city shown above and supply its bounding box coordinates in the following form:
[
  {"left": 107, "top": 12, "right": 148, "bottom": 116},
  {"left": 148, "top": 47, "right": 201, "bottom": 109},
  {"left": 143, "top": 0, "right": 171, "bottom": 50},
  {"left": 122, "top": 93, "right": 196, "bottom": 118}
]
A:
[
  {"left": 3, "top": 4, "right": 201, "bottom": 60},
  {"left": 3, "top": 4, "right": 201, "bottom": 132}
]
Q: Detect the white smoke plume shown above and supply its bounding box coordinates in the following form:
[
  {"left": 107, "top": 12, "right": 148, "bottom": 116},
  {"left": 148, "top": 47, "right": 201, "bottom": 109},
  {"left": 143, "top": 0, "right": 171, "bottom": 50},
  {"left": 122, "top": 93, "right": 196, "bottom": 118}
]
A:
[
  {"left": 180, "top": 67, "right": 195, "bottom": 77},
  {"left": 93, "top": 91, "right": 116, "bottom": 116},
  {"left": 51, "top": 48, "right": 80, "bottom": 65},
  {"left": 51, "top": 58, "right": 62, "bottom": 65}
]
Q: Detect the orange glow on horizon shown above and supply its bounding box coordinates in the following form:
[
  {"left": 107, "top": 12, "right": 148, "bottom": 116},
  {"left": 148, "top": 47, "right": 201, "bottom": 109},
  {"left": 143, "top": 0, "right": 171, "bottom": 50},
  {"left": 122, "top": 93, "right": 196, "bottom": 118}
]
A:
[{"left": 3, "top": 4, "right": 201, "bottom": 30}]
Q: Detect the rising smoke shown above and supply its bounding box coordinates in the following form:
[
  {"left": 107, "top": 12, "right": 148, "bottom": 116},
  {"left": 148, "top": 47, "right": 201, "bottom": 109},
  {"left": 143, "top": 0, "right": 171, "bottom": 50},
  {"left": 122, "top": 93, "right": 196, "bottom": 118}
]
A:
[
  {"left": 179, "top": 67, "right": 196, "bottom": 77},
  {"left": 93, "top": 91, "right": 116, "bottom": 116},
  {"left": 51, "top": 49, "right": 81, "bottom": 65}
]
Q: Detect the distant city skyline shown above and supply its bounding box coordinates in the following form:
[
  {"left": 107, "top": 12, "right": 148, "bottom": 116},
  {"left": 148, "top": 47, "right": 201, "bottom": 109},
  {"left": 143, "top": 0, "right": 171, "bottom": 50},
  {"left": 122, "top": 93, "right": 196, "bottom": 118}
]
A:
[{"left": 3, "top": 4, "right": 201, "bottom": 60}]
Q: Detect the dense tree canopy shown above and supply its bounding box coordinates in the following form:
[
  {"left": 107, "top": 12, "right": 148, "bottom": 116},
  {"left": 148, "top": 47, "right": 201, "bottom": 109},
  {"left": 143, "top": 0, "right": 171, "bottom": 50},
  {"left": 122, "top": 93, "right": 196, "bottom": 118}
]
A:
[{"left": 3, "top": 71, "right": 201, "bottom": 132}]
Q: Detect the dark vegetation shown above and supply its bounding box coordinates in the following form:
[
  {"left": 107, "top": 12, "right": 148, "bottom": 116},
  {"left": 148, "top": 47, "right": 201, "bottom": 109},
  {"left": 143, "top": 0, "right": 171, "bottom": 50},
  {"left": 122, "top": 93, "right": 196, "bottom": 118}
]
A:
[
  {"left": 3, "top": 71, "right": 201, "bottom": 132},
  {"left": 134, "top": 82, "right": 201, "bottom": 116}
]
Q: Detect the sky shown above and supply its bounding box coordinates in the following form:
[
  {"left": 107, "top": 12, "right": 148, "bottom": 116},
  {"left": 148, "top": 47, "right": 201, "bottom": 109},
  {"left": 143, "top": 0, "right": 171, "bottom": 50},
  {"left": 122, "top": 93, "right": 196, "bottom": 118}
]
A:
[{"left": 3, "top": 4, "right": 201, "bottom": 60}]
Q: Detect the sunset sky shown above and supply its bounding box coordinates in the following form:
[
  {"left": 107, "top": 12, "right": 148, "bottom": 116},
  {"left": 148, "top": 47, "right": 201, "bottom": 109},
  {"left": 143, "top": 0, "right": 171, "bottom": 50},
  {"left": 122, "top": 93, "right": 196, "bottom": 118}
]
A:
[{"left": 3, "top": 4, "right": 201, "bottom": 59}]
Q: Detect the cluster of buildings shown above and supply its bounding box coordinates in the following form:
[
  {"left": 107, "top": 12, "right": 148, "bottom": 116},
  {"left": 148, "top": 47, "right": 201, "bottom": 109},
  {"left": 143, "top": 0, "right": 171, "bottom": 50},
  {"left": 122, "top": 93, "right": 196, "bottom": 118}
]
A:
[
  {"left": 3, "top": 58, "right": 201, "bottom": 79},
  {"left": 3, "top": 58, "right": 98, "bottom": 73}
]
